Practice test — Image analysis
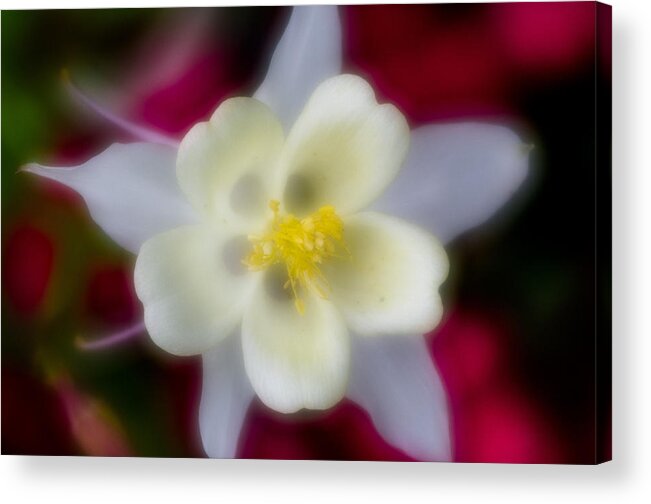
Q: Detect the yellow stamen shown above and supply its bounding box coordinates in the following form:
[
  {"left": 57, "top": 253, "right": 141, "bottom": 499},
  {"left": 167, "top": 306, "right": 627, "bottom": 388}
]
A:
[{"left": 244, "top": 200, "right": 349, "bottom": 314}]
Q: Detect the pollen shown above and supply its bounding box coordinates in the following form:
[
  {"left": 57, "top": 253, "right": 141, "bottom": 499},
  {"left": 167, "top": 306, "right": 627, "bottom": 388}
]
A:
[{"left": 244, "top": 200, "right": 349, "bottom": 314}]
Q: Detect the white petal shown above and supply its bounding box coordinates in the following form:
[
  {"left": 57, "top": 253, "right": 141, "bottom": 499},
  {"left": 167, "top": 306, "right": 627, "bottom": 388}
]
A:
[
  {"left": 241, "top": 274, "right": 349, "bottom": 413},
  {"left": 176, "top": 97, "right": 284, "bottom": 230},
  {"left": 200, "top": 331, "right": 255, "bottom": 459},
  {"left": 76, "top": 320, "right": 146, "bottom": 351},
  {"left": 326, "top": 212, "right": 448, "bottom": 337},
  {"left": 23, "top": 143, "right": 197, "bottom": 254},
  {"left": 278, "top": 75, "right": 410, "bottom": 217},
  {"left": 134, "top": 225, "right": 257, "bottom": 356},
  {"left": 348, "top": 334, "right": 452, "bottom": 461},
  {"left": 254, "top": 5, "right": 342, "bottom": 130},
  {"left": 370, "top": 123, "right": 531, "bottom": 243},
  {"left": 63, "top": 72, "right": 179, "bottom": 147}
]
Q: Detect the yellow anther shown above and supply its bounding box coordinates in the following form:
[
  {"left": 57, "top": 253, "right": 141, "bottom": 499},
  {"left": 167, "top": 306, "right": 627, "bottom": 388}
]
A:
[{"left": 244, "top": 200, "right": 349, "bottom": 314}]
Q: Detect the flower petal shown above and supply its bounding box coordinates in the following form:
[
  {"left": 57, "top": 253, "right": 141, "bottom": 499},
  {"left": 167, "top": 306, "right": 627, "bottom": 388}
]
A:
[
  {"left": 348, "top": 334, "right": 452, "bottom": 461},
  {"left": 63, "top": 72, "right": 179, "bottom": 147},
  {"left": 278, "top": 74, "right": 410, "bottom": 217},
  {"left": 23, "top": 143, "right": 196, "bottom": 254},
  {"left": 326, "top": 212, "right": 448, "bottom": 337},
  {"left": 76, "top": 320, "right": 146, "bottom": 351},
  {"left": 254, "top": 5, "right": 342, "bottom": 130},
  {"left": 134, "top": 225, "right": 256, "bottom": 356},
  {"left": 200, "top": 331, "right": 255, "bottom": 459},
  {"left": 176, "top": 97, "right": 284, "bottom": 230},
  {"left": 241, "top": 275, "right": 349, "bottom": 413},
  {"left": 370, "top": 123, "right": 531, "bottom": 243}
]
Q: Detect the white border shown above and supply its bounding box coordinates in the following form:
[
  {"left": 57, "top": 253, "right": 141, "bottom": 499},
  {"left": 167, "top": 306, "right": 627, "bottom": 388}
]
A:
[{"left": 2, "top": 0, "right": 650, "bottom": 502}]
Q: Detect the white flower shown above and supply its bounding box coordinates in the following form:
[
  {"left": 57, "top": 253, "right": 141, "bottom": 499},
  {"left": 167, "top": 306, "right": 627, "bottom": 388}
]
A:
[
  {"left": 24, "top": 6, "right": 531, "bottom": 461},
  {"left": 134, "top": 71, "right": 448, "bottom": 416}
]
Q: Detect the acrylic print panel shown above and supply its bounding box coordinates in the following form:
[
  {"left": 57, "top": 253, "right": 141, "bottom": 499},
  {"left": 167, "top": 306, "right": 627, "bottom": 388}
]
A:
[{"left": 1, "top": 3, "right": 611, "bottom": 464}]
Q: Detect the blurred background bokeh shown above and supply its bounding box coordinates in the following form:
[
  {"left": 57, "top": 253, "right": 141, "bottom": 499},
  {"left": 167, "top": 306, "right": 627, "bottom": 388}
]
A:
[{"left": 2, "top": 4, "right": 611, "bottom": 462}]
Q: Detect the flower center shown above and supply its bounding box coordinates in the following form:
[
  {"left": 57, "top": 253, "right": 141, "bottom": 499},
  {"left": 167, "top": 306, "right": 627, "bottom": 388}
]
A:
[{"left": 244, "top": 200, "right": 349, "bottom": 314}]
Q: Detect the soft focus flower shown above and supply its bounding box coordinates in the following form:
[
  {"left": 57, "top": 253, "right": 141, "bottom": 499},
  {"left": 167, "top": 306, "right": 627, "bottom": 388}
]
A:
[
  {"left": 134, "top": 72, "right": 448, "bottom": 416},
  {"left": 24, "top": 6, "right": 531, "bottom": 461}
]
